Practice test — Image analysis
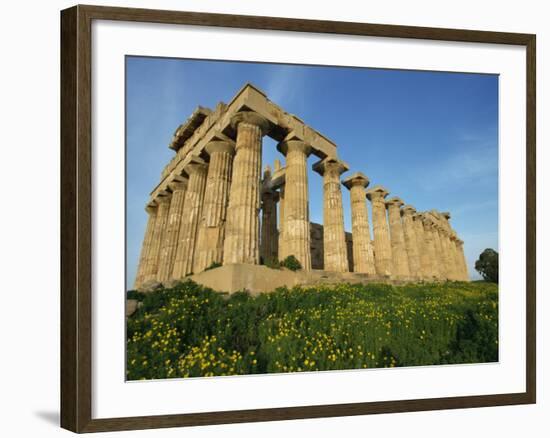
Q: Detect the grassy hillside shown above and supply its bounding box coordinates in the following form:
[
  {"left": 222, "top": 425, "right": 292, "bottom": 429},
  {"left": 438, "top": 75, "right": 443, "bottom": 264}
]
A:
[{"left": 126, "top": 280, "right": 498, "bottom": 380}]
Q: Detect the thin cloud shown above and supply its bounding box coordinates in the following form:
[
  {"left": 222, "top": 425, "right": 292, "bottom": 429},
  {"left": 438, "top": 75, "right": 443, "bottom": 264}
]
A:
[
  {"left": 452, "top": 198, "right": 498, "bottom": 216},
  {"left": 264, "top": 66, "right": 309, "bottom": 113},
  {"left": 414, "top": 139, "right": 498, "bottom": 192}
]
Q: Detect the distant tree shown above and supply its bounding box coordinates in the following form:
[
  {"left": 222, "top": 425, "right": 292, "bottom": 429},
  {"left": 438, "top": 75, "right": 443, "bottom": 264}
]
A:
[{"left": 475, "top": 249, "right": 499, "bottom": 283}]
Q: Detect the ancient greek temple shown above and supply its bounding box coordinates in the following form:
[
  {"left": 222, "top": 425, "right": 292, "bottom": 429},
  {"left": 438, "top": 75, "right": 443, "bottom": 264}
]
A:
[{"left": 133, "top": 83, "right": 469, "bottom": 291}]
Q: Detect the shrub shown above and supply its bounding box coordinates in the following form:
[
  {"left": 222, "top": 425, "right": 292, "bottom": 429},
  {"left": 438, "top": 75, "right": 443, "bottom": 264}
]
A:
[
  {"left": 280, "top": 255, "right": 302, "bottom": 271},
  {"left": 127, "top": 290, "right": 146, "bottom": 301}
]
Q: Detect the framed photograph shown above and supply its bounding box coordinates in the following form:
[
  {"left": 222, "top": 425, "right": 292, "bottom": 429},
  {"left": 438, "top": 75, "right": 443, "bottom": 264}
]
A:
[{"left": 60, "top": 4, "right": 536, "bottom": 433}]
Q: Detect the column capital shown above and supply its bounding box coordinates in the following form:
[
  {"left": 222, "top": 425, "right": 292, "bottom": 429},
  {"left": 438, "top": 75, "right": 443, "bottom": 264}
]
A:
[
  {"left": 262, "top": 165, "right": 273, "bottom": 181},
  {"left": 312, "top": 157, "right": 349, "bottom": 177},
  {"left": 155, "top": 192, "right": 172, "bottom": 204},
  {"left": 230, "top": 111, "right": 270, "bottom": 135},
  {"left": 183, "top": 159, "right": 207, "bottom": 176},
  {"left": 277, "top": 139, "right": 312, "bottom": 157},
  {"left": 366, "top": 185, "right": 389, "bottom": 201},
  {"left": 205, "top": 140, "right": 235, "bottom": 156},
  {"left": 342, "top": 172, "right": 370, "bottom": 190},
  {"left": 401, "top": 205, "right": 417, "bottom": 216},
  {"left": 168, "top": 179, "right": 188, "bottom": 192},
  {"left": 441, "top": 211, "right": 451, "bottom": 220},
  {"left": 145, "top": 204, "right": 157, "bottom": 214},
  {"left": 428, "top": 209, "right": 444, "bottom": 219},
  {"left": 420, "top": 215, "right": 436, "bottom": 228},
  {"left": 386, "top": 196, "right": 404, "bottom": 209}
]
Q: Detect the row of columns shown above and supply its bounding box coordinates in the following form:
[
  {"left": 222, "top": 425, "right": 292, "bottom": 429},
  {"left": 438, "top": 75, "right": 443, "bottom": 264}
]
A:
[
  {"left": 338, "top": 176, "right": 469, "bottom": 281},
  {"left": 135, "top": 108, "right": 469, "bottom": 289},
  {"left": 134, "top": 111, "right": 271, "bottom": 288},
  {"left": 261, "top": 156, "right": 468, "bottom": 282}
]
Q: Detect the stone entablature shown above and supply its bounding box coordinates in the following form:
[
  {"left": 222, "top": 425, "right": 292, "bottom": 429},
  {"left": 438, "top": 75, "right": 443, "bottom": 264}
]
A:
[
  {"left": 149, "top": 84, "right": 338, "bottom": 202},
  {"left": 134, "top": 83, "right": 469, "bottom": 290}
]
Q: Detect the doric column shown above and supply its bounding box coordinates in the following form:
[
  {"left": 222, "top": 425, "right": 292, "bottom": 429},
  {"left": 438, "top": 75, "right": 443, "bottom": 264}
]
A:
[
  {"left": 437, "top": 226, "right": 455, "bottom": 280},
  {"left": 413, "top": 213, "right": 431, "bottom": 280},
  {"left": 157, "top": 179, "right": 188, "bottom": 283},
  {"left": 193, "top": 140, "right": 235, "bottom": 273},
  {"left": 313, "top": 157, "right": 349, "bottom": 272},
  {"left": 456, "top": 239, "right": 469, "bottom": 281},
  {"left": 223, "top": 112, "right": 270, "bottom": 265},
  {"left": 448, "top": 232, "right": 460, "bottom": 279},
  {"left": 277, "top": 139, "right": 312, "bottom": 270},
  {"left": 366, "top": 186, "right": 392, "bottom": 276},
  {"left": 172, "top": 160, "right": 208, "bottom": 278},
  {"left": 260, "top": 188, "right": 279, "bottom": 263},
  {"left": 401, "top": 205, "right": 422, "bottom": 279},
  {"left": 421, "top": 215, "right": 439, "bottom": 280},
  {"left": 431, "top": 223, "right": 446, "bottom": 279},
  {"left": 440, "top": 212, "right": 461, "bottom": 281},
  {"left": 342, "top": 172, "right": 375, "bottom": 274},
  {"left": 278, "top": 186, "right": 286, "bottom": 260},
  {"left": 143, "top": 193, "right": 171, "bottom": 283},
  {"left": 134, "top": 204, "right": 157, "bottom": 289},
  {"left": 386, "top": 197, "right": 411, "bottom": 279},
  {"left": 450, "top": 233, "right": 464, "bottom": 280}
]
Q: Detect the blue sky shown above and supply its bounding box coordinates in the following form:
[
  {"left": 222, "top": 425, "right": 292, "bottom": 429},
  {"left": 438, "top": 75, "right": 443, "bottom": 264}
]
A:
[{"left": 126, "top": 56, "right": 498, "bottom": 287}]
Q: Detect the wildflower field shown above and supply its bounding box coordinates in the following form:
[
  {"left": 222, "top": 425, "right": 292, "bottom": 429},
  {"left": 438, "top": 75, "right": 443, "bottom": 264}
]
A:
[{"left": 126, "top": 280, "right": 498, "bottom": 380}]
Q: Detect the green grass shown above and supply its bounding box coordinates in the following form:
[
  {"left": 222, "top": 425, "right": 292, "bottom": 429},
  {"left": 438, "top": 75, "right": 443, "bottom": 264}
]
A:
[{"left": 126, "top": 280, "right": 498, "bottom": 380}]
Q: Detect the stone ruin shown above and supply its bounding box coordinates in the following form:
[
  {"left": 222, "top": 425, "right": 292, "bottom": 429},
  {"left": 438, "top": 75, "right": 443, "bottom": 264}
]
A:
[{"left": 133, "top": 83, "right": 469, "bottom": 293}]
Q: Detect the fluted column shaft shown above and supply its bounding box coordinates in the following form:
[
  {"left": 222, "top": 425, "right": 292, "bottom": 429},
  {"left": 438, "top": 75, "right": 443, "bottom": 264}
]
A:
[
  {"left": 260, "top": 190, "right": 279, "bottom": 262},
  {"left": 449, "top": 238, "right": 460, "bottom": 279},
  {"left": 367, "top": 188, "right": 392, "bottom": 276},
  {"left": 278, "top": 187, "right": 286, "bottom": 259},
  {"left": 343, "top": 174, "right": 375, "bottom": 274},
  {"left": 441, "top": 215, "right": 462, "bottom": 280},
  {"left": 401, "top": 208, "right": 421, "bottom": 279},
  {"left": 144, "top": 195, "right": 171, "bottom": 282},
  {"left": 413, "top": 214, "right": 431, "bottom": 280},
  {"left": 314, "top": 159, "right": 349, "bottom": 272},
  {"left": 432, "top": 226, "right": 446, "bottom": 279},
  {"left": 134, "top": 205, "right": 157, "bottom": 289},
  {"left": 278, "top": 140, "right": 312, "bottom": 270},
  {"left": 456, "top": 240, "right": 469, "bottom": 280},
  {"left": 172, "top": 162, "right": 208, "bottom": 278},
  {"left": 194, "top": 142, "right": 235, "bottom": 273},
  {"left": 386, "top": 199, "right": 411, "bottom": 278},
  {"left": 451, "top": 237, "right": 463, "bottom": 280},
  {"left": 422, "top": 219, "right": 439, "bottom": 280},
  {"left": 223, "top": 112, "right": 269, "bottom": 265},
  {"left": 449, "top": 235, "right": 462, "bottom": 281},
  {"left": 157, "top": 181, "right": 188, "bottom": 282},
  {"left": 437, "top": 228, "right": 454, "bottom": 280}
]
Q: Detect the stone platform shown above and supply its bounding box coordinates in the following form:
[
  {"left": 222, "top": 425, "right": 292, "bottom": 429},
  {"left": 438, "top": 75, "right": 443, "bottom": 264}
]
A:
[{"left": 189, "top": 263, "right": 414, "bottom": 295}]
